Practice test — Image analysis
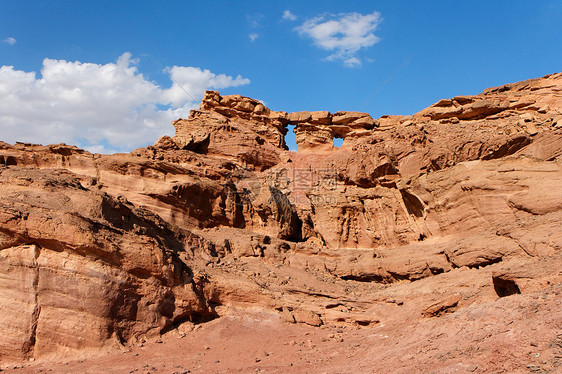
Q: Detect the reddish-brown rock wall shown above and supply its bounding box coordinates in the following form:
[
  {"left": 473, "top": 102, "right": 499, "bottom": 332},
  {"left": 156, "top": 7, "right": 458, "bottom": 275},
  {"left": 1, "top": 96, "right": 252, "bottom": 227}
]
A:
[{"left": 0, "top": 72, "right": 561, "bottom": 364}]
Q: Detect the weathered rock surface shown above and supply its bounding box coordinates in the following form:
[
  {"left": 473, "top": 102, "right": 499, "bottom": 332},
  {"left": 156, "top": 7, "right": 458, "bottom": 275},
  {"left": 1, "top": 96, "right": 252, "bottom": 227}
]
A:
[
  {"left": 0, "top": 168, "right": 219, "bottom": 361},
  {"left": 0, "top": 72, "right": 561, "bottom": 368}
]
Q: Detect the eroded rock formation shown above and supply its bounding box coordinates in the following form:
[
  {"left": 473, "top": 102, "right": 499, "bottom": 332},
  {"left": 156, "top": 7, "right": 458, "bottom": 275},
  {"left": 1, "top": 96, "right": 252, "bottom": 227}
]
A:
[{"left": 0, "top": 73, "right": 561, "bottom": 364}]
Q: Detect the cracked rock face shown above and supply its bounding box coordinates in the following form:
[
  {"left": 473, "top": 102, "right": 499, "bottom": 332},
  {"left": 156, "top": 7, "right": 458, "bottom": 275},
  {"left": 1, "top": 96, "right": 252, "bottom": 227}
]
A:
[{"left": 0, "top": 72, "right": 561, "bottom": 363}]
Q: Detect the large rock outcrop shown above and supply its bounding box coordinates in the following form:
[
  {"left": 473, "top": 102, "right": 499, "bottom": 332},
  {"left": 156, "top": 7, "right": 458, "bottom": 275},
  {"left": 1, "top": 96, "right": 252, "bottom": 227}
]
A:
[
  {"left": 0, "top": 72, "right": 561, "bottom": 365},
  {"left": 0, "top": 168, "right": 219, "bottom": 361}
]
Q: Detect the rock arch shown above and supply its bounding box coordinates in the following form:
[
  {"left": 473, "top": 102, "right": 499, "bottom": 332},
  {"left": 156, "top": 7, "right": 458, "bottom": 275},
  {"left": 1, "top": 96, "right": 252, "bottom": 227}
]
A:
[{"left": 288, "top": 110, "right": 377, "bottom": 151}]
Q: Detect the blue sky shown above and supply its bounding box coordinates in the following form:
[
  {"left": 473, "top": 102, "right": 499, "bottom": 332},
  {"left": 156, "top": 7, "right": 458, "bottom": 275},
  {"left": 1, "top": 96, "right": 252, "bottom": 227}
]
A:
[{"left": 1, "top": 1, "right": 561, "bottom": 153}]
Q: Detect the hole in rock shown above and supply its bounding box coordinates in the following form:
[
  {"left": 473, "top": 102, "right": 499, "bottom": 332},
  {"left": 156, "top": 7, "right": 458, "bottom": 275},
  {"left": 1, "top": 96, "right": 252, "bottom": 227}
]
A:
[
  {"left": 356, "top": 320, "right": 373, "bottom": 327},
  {"left": 325, "top": 303, "right": 344, "bottom": 309},
  {"left": 0, "top": 155, "right": 17, "bottom": 166},
  {"left": 333, "top": 136, "right": 344, "bottom": 148},
  {"left": 285, "top": 124, "right": 298, "bottom": 151},
  {"left": 493, "top": 276, "right": 521, "bottom": 297},
  {"left": 400, "top": 189, "right": 425, "bottom": 218}
]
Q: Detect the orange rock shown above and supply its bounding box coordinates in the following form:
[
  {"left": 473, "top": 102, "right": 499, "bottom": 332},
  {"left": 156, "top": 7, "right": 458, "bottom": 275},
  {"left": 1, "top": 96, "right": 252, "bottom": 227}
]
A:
[{"left": 0, "top": 72, "right": 561, "bottom": 365}]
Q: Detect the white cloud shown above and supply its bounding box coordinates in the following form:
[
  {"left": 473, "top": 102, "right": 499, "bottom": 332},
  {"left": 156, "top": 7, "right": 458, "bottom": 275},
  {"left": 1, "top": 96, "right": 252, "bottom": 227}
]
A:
[
  {"left": 163, "top": 65, "right": 250, "bottom": 107},
  {"left": 342, "top": 57, "right": 361, "bottom": 68},
  {"left": 0, "top": 52, "right": 250, "bottom": 153},
  {"left": 295, "top": 11, "right": 382, "bottom": 67},
  {"left": 249, "top": 33, "right": 259, "bottom": 42},
  {"left": 282, "top": 10, "right": 297, "bottom": 21},
  {"left": 3, "top": 37, "right": 16, "bottom": 45},
  {"left": 247, "top": 14, "right": 263, "bottom": 28}
]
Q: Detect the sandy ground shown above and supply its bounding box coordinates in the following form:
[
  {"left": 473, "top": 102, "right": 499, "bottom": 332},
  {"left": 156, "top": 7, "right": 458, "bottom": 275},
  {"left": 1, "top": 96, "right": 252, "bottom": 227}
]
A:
[{"left": 2, "top": 282, "right": 560, "bottom": 374}]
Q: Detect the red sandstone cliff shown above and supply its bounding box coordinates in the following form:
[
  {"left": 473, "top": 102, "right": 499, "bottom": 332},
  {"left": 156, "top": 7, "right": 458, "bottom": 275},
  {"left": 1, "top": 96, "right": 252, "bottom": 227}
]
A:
[{"left": 0, "top": 73, "right": 561, "bottom": 371}]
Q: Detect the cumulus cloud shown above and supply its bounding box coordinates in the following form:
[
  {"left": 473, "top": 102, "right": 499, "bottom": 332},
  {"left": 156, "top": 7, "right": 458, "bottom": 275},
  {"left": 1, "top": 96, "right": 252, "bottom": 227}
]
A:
[
  {"left": 295, "top": 11, "right": 382, "bottom": 67},
  {"left": 282, "top": 10, "right": 297, "bottom": 21},
  {"left": 0, "top": 52, "right": 250, "bottom": 153},
  {"left": 249, "top": 33, "right": 259, "bottom": 42},
  {"left": 3, "top": 37, "right": 16, "bottom": 45}
]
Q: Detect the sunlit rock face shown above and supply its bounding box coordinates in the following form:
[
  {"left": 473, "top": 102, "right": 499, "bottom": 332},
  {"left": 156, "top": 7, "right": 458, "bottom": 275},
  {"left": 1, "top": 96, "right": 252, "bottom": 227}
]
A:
[{"left": 0, "top": 72, "right": 561, "bottom": 362}]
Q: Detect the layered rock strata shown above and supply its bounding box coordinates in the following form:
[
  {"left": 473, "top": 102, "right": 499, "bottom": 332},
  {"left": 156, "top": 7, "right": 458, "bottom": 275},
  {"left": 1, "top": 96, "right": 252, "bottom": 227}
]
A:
[{"left": 0, "top": 72, "right": 561, "bottom": 363}]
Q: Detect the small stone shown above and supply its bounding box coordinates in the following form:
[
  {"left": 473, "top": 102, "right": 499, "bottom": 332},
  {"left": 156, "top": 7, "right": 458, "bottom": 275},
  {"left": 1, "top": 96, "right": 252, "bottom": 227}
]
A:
[
  {"left": 520, "top": 113, "right": 533, "bottom": 122},
  {"left": 525, "top": 123, "right": 539, "bottom": 135}
]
